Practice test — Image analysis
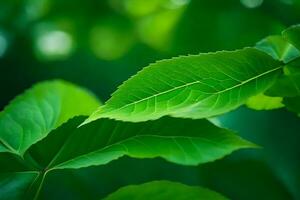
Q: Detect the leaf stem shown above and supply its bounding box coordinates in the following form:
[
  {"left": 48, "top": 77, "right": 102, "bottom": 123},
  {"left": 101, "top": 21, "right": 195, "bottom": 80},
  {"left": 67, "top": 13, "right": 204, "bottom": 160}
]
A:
[
  {"left": 33, "top": 172, "right": 47, "bottom": 200},
  {"left": 24, "top": 153, "right": 43, "bottom": 171}
]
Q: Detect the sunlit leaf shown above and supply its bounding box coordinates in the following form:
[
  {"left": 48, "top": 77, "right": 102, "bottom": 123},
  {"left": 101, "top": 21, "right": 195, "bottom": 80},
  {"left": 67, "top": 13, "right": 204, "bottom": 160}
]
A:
[
  {"left": 246, "top": 93, "right": 284, "bottom": 110},
  {"left": 256, "top": 35, "right": 300, "bottom": 63},
  {"left": 0, "top": 79, "right": 254, "bottom": 199},
  {"left": 0, "top": 80, "right": 100, "bottom": 155},
  {"left": 84, "top": 48, "right": 281, "bottom": 123}
]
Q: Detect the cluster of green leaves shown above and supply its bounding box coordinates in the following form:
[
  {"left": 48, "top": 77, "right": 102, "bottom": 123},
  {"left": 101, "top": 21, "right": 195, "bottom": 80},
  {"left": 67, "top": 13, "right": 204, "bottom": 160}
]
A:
[{"left": 1, "top": 24, "right": 300, "bottom": 200}]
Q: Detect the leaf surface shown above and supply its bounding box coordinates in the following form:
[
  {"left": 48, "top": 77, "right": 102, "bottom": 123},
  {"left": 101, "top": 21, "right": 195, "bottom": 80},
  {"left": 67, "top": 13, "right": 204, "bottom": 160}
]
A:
[
  {"left": 84, "top": 48, "right": 281, "bottom": 123},
  {"left": 28, "top": 116, "right": 255, "bottom": 170},
  {"left": 0, "top": 143, "right": 8, "bottom": 153},
  {"left": 0, "top": 172, "right": 39, "bottom": 200},
  {"left": 267, "top": 59, "right": 300, "bottom": 97},
  {"left": 245, "top": 93, "right": 284, "bottom": 110},
  {"left": 256, "top": 35, "right": 300, "bottom": 63},
  {"left": 103, "top": 180, "right": 228, "bottom": 200},
  {"left": 0, "top": 80, "right": 100, "bottom": 155},
  {"left": 283, "top": 24, "right": 300, "bottom": 51},
  {"left": 284, "top": 96, "right": 300, "bottom": 117}
]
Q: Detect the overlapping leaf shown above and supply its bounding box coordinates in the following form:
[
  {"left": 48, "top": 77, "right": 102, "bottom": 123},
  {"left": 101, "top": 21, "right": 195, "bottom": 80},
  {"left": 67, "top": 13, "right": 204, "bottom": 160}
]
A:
[
  {"left": 254, "top": 26, "right": 300, "bottom": 99},
  {"left": 103, "top": 181, "right": 228, "bottom": 200},
  {"left": 252, "top": 28, "right": 300, "bottom": 111},
  {"left": 84, "top": 48, "right": 282, "bottom": 124},
  {"left": 256, "top": 35, "right": 300, "bottom": 63},
  {"left": 284, "top": 96, "right": 300, "bottom": 117},
  {"left": 267, "top": 59, "right": 300, "bottom": 97},
  {"left": 27, "top": 116, "right": 255, "bottom": 170},
  {"left": 0, "top": 172, "right": 39, "bottom": 200},
  {"left": 245, "top": 93, "right": 284, "bottom": 110},
  {"left": 0, "top": 80, "right": 101, "bottom": 199},
  {"left": 0, "top": 153, "right": 40, "bottom": 200},
  {"left": 283, "top": 24, "right": 300, "bottom": 51},
  {"left": 281, "top": 63, "right": 300, "bottom": 116},
  {"left": 3, "top": 25, "right": 299, "bottom": 199},
  {"left": 0, "top": 80, "right": 255, "bottom": 199},
  {"left": 266, "top": 59, "right": 300, "bottom": 116},
  {"left": 0, "top": 80, "right": 100, "bottom": 155},
  {"left": 0, "top": 114, "right": 254, "bottom": 199}
]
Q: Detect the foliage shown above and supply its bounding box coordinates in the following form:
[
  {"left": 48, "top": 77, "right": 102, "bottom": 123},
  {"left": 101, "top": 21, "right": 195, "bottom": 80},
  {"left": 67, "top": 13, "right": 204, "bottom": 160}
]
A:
[
  {"left": 0, "top": 80, "right": 254, "bottom": 199},
  {"left": 0, "top": 7, "right": 300, "bottom": 199},
  {"left": 104, "top": 181, "right": 228, "bottom": 200}
]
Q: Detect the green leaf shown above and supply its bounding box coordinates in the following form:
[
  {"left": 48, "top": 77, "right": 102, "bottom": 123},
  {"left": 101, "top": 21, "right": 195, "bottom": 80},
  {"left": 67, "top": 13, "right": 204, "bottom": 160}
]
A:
[
  {"left": 266, "top": 58, "right": 300, "bottom": 97},
  {"left": 84, "top": 48, "right": 282, "bottom": 124},
  {"left": 283, "top": 24, "right": 300, "bottom": 51},
  {"left": 28, "top": 116, "right": 255, "bottom": 170},
  {"left": 0, "top": 152, "right": 31, "bottom": 172},
  {"left": 0, "top": 172, "right": 39, "bottom": 200},
  {"left": 245, "top": 93, "right": 284, "bottom": 110},
  {"left": 283, "top": 96, "right": 300, "bottom": 117},
  {"left": 266, "top": 75, "right": 300, "bottom": 97},
  {"left": 103, "top": 180, "right": 228, "bottom": 200},
  {"left": 0, "top": 80, "right": 100, "bottom": 156},
  {"left": 0, "top": 79, "right": 254, "bottom": 199},
  {"left": 255, "top": 35, "right": 300, "bottom": 63},
  {"left": 0, "top": 143, "right": 9, "bottom": 153}
]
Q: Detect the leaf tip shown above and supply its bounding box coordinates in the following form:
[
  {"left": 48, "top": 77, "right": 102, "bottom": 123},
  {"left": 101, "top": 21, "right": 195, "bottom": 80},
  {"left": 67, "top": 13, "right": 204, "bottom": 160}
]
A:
[{"left": 78, "top": 118, "right": 92, "bottom": 128}]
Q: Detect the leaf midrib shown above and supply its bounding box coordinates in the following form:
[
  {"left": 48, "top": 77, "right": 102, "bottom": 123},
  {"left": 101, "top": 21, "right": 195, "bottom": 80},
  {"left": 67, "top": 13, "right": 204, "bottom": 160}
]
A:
[
  {"left": 50, "top": 133, "right": 251, "bottom": 170},
  {"left": 0, "top": 138, "right": 18, "bottom": 155},
  {"left": 99, "top": 65, "right": 283, "bottom": 115}
]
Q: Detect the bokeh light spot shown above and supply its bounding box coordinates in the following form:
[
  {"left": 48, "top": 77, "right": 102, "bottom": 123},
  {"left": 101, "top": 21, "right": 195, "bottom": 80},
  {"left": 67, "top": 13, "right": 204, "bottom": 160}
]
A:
[
  {"left": 35, "top": 30, "right": 74, "bottom": 61},
  {"left": 0, "top": 33, "right": 8, "bottom": 57},
  {"left": 137, "top": 8, "right": 184, "bottom": 51},
  {"left": 25, "top": 0, "right": 50, "bottom": 21},
  {"left": 167, "top": 0, "right": 191, "bottom": 9},
  {"left": 280, "top": 0, "right": 294, "bottom": 5},
  {"left": 240, "top": 0, "right": 264, "bottom": 8},
  {"left": 89, "top": 18, "right": 135, "bottom": 61}
]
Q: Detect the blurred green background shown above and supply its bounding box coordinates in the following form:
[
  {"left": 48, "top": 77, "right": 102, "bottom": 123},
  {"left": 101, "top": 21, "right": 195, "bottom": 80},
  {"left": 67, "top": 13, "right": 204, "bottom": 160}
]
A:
[{"left": 0, "top": 0, "right": 300, "bottom": 199}]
